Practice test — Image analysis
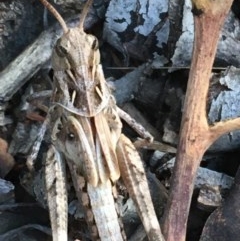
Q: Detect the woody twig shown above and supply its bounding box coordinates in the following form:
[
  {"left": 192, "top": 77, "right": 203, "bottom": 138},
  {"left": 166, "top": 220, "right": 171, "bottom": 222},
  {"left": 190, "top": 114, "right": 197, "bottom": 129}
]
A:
[{"left": 162, "top": 1, "right": 238, "bottom": 241}]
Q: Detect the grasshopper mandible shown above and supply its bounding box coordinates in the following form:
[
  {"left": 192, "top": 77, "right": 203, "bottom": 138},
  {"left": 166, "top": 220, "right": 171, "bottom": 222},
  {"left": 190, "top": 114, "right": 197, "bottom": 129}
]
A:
[{"left": 36, "top": 0, "right": 165, "bottom": 240}]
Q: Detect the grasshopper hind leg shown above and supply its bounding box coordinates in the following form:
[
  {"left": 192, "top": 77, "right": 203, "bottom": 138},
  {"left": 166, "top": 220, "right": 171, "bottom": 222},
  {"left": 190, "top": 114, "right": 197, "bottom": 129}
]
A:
[
  {"left": 45, "top": 145, "right": 68, "bottom": 241},
  {"left": 116, "top": 134, "right": 165, "bottom": 241}
]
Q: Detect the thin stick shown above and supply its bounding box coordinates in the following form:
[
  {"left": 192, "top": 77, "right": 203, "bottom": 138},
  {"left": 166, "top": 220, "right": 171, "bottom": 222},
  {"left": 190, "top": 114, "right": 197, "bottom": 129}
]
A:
[
  {"left": 39, "top": 0, "right": 68, "bottom": 33},
  {"left": 78, "top": 0, "right": 93, "bottom": 30}
]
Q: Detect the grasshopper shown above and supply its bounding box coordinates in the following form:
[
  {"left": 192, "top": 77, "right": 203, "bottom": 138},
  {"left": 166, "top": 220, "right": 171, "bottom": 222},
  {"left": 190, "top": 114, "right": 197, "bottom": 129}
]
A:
[{"left": 35, "top": 0, "right": 165, "bottom": 240}]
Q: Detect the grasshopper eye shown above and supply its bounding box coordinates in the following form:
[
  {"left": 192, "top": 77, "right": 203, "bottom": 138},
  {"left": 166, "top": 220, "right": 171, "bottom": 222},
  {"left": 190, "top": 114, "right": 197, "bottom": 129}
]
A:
[
  {"left": 91, "top": 38, "right": 99, "bottom": 50},
  {"left": 56, "top": 45, "right": 68, "bottom": 57},
  {"left": 55, "top": 39, "right": 68, "bottom": 57}
]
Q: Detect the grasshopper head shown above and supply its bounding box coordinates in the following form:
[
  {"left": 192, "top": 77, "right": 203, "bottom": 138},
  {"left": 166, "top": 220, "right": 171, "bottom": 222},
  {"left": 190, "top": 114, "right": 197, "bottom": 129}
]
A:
[
  {"left": 52, "top": 28, "right": 100, "bottom": 70},
  {"left": 39, "top": 0, "right": 96, "bottom": 70}
]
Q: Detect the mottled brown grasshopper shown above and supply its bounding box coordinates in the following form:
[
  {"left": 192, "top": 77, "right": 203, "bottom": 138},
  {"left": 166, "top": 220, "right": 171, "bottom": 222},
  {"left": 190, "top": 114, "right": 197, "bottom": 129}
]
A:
[{"left": 35, "top": 0, "right": 165, "bottom": 240}]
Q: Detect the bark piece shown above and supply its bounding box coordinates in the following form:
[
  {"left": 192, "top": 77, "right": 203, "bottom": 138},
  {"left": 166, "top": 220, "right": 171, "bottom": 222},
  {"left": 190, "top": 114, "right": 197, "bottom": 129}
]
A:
[
  {"left": 0, "top": 1, "right": 44, "bottom": 70},
  {"left": 111, "top": 63, "right": 150, "bottom": 104},
  {"left": 208, "top": 67, "right": 240, "bottom": 151},
  {"left": 197, "top": 185, "right": 222, "bottom": 210},
  {"left": 0, "top": 178, "right": 14, "bottom": 204},
  {"left": 9, "top": 122, "right": 43, "bottom": 156},
  {"left": 0, "top": 204, "right": 49, "bottom": 236},
  {"left": 103, "top": 0, "right": 169, "bottom": 60},
  {"left": 171, "top": 0, "right": 240, "bottom": 69},
  {"left": 200, "top": 167, "right": 240, "bottom": 241},
  {"left": 167, "top": 0, "right": 184, "bottom": 58},
  {"left": 54, "top": 0, "right": 109, "bottom": 18},
  {"left": 0, "top": 224, "right": 52, "bottom": 241},
  {"left": 154, "top": 155, "right": 233, "bottom": 190}
]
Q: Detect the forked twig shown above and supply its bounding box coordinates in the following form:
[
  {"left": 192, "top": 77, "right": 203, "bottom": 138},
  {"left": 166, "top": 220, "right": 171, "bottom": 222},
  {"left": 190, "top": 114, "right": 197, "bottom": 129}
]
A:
[{"left": 162, "top": 1, "right": 237, "bottom": 241}]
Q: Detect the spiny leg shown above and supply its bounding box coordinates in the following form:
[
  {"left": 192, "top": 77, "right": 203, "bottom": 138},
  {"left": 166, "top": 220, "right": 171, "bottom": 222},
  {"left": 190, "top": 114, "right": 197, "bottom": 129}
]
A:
[
  {"left": 117, "top": 107, "right": 153, "bottom": 141},
  {"left": 116, "top": 134, "right": 165, "bottom": 241},
  {"left": 45, "top": 145, "right": 68, "bottom": 241}
]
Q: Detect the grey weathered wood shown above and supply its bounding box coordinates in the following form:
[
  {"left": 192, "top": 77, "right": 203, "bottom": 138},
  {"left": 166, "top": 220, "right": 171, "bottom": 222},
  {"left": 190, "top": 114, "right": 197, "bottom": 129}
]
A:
[
  {"left": 110, "top": 63, "right": 151, "bottom": 104},
  {"left": 103, "top": 0, "right": 169, "bottom": 60},
  {"left": 167, "top": 0, "right": 184, "bottom": 59},
  {"left": 153, "top": 154, "right": 233, "bottom": 190},
  {"left": 0, "top": 179, "right": 14, "bottom": 204},
  {"left": 208, "top": 67, "right": 240, "bottom": 151},
  {"left": 171, "top": 0, "right": 240, "bottom": 69}
]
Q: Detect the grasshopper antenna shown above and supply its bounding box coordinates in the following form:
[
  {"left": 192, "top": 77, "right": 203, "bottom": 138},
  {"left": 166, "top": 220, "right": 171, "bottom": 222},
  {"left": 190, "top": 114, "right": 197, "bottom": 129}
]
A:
[
  {"left": 39, "top": 0, "right": 68, "bottom": 33},
  {"left": 78, "top": 0, "right": 93, "bottom": 30}
]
